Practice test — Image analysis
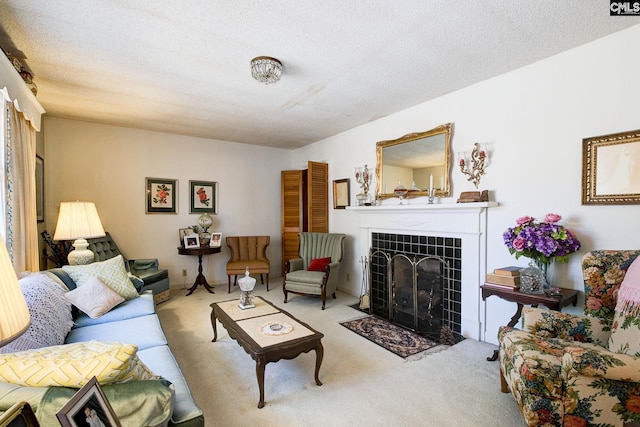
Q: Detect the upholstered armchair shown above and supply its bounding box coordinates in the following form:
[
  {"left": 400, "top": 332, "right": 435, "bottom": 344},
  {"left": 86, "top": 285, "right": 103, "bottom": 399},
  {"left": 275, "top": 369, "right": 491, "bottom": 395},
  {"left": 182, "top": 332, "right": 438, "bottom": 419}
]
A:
[
  {"left": 498, "top": 250, "right": 640, "bottom": 426},
  {"left": 283, "top": 232, "right": 346, "bottom": 310},
  {"left": 225, "top": 236, "right": 270, "bottom": 293}
]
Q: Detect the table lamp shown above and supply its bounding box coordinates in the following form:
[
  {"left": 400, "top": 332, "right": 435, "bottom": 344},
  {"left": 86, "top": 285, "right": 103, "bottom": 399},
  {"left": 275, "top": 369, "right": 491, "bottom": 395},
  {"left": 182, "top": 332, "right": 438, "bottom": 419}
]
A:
[
  {"left": 0, "top": 240, "right": 30, "bottom": 347},
  {"left": 53, "top": 201, "right": 106, "bottom": 265}
]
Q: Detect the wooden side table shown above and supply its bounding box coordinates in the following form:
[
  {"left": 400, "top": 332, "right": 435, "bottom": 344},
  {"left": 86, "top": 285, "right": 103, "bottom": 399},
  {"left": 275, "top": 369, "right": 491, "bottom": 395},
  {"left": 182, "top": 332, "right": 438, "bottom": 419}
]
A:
[
  {"left": 482, "top": 283, "right": 579, "bottom": 361},
  {"left": 177, "top": 246, "right": 221, "bottom": 295}
]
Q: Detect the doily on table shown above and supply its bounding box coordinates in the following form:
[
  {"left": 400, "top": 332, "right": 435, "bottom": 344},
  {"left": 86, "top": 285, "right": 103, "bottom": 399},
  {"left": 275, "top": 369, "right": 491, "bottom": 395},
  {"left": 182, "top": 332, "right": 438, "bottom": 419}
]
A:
[{"left": 260, "top": 321, "right": 294, "bottom": 336}]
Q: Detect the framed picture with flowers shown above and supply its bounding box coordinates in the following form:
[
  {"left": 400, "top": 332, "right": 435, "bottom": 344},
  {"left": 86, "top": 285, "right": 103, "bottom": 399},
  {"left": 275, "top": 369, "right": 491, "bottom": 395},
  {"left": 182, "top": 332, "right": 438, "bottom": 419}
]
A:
[
  {"left": 146, "top": 177, "right": 178, "bottom": 214},
  {"left": 582, "top": 129, "right": 640, "bottom": 205},
  {"left": 189, "top": 180, "right": 217, "bottom": 214}
]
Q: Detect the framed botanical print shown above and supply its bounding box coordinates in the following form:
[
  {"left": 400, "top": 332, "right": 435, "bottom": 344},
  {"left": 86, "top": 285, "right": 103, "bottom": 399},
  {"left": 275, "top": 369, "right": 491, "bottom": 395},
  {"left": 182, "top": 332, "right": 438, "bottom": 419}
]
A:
[
  {"left": 146, "top": 177, "right": 178, "bottom": 214},
  {"left": 582, "top": 129, "right": 640, "bottom": 205},
  {"left": 189, "top": 180, "right": 217, "bottom": 214}
]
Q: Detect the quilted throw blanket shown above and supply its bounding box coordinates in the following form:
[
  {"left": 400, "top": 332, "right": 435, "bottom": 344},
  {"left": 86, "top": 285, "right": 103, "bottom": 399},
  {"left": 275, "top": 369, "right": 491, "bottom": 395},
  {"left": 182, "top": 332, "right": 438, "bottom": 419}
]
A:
[{"left": 616, "top": 255, "right": 640, "bottom": 316}]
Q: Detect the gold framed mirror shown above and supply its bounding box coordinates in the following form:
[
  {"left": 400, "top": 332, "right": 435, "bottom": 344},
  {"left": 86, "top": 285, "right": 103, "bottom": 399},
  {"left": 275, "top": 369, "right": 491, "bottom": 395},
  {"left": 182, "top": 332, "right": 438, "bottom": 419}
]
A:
[{"left": 376, "top": 123, "right": 452, "bottom": 199}]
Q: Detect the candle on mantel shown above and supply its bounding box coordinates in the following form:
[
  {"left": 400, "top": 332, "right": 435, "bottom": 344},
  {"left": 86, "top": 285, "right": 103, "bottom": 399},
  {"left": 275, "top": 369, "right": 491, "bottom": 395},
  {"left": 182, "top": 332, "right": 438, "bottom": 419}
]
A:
[
  {"left": 429, "top": 174, "right": 433, "bottom": 192},
  {"left": 440, "top": 175, "right": 444, "bottom": 190}
]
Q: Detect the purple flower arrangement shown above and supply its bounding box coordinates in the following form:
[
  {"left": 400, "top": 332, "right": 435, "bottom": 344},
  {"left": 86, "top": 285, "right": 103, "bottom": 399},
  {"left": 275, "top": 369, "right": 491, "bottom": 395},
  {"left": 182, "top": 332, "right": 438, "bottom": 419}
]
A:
[{"left": 503, "top": 213, "right": 581, "bottom": 265}]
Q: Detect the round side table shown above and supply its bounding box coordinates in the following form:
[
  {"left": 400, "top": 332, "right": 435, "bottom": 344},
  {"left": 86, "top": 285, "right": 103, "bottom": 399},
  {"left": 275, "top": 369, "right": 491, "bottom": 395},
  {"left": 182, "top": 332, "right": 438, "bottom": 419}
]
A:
[{"left": 177, "top": 246, "right": 222, "bottom": 295}]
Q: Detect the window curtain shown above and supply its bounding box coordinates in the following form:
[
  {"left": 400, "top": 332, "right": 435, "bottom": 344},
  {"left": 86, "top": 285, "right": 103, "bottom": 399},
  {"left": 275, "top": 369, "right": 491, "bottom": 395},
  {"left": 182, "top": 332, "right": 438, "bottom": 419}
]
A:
[{"left": 4, "top": 101, "right": 38, "bottom": 272}]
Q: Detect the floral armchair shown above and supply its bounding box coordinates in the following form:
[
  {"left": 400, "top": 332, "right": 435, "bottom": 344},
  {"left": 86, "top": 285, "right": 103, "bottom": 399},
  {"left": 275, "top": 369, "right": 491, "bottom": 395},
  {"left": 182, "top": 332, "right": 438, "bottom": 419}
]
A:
[{"left": 498, "top": 250, "right": 640, "bottom": 426}]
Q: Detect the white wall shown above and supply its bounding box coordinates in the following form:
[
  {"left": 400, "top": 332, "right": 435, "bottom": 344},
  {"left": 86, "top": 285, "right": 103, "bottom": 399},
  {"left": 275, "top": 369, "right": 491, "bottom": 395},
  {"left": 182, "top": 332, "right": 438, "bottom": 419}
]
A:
[
  {"left": 41, "top": 25, "right": 640, "bottom": 344},
  {"left": 293, "top": 25, "right": 640, "bottom": 344},
  {"left": 43, "top": 118, "right": 290, "bottom": 289}
]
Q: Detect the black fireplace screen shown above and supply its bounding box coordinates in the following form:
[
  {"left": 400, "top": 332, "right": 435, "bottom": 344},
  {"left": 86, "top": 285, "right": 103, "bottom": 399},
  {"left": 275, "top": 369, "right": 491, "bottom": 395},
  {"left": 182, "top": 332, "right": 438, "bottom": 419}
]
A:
[{"left": 369, "top": 233, "right": 462, "bottom": 342}]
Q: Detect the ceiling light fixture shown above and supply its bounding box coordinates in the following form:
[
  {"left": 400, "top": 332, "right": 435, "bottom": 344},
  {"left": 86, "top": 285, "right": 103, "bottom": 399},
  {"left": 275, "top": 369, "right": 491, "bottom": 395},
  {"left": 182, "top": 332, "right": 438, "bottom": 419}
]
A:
[{"left": 250, "top": 56, "right": 282, "bottom": 84}]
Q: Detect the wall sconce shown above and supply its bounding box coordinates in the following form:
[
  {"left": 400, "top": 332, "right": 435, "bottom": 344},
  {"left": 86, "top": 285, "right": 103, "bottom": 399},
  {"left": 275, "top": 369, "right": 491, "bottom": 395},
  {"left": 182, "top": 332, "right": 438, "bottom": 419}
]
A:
[
  {"left": 458, "top": 143, "right": 488, "bottom": 188},
  {"left": 354, "top": 165, "right": 371, "bottom": 205}
]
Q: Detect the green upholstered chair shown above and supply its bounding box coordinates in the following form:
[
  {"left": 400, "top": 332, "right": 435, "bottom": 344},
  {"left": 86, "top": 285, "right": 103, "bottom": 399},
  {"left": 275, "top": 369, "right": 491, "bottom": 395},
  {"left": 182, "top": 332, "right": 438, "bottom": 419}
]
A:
[{"left": 283, "top": 232, "right": 346, "bottom": 310}]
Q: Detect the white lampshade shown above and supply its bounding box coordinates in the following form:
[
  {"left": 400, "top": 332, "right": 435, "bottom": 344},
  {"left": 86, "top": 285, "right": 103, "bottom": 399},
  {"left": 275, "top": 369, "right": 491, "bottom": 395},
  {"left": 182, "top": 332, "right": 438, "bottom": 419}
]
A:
[
  {"left": 53, "top": 201, "right": 106, "bottom": 265},
  {"left": 0, "top": 240, "right": 30, "bottom": 347}
]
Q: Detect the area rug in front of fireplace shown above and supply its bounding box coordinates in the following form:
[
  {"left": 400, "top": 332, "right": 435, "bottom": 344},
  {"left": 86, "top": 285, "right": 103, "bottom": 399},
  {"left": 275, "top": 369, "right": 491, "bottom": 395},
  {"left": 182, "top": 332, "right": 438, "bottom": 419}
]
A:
[{"left": 340, "top": 315, "right": 439, "bottom": 358}]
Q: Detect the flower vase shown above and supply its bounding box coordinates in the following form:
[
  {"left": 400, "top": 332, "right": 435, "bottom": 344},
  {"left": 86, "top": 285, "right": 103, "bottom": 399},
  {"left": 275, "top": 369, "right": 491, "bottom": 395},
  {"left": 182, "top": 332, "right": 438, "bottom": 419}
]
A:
[{"left": 519, "top": 261, "right": 547, "bottom": 294}]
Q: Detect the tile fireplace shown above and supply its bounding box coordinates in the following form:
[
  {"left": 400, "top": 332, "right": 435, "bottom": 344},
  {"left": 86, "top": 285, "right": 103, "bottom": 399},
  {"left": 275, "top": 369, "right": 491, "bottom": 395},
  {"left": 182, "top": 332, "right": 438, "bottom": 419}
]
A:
[
  {"left": 369, "top": 233, "right": 461, "bottom": 341},
  {"left": 349, "top": 202, "right": 496, "bottom": 341}
]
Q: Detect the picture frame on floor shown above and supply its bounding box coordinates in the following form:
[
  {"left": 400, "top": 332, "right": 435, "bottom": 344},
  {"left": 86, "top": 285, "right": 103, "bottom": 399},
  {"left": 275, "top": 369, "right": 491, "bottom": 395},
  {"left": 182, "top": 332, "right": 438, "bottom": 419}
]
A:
[
  {"left": 184, "top": 234, "right": 200, "bottom": 249},
  {"left": 189, "top": 180, "right": 217, "bottom": 214},
  {"left": 56, "top": 377, "right": 121, "bottom": 427},
  {"left": 146, "top": 177, "right": 178, "bottom": 214},
  {"left": 209, "top": 232, "right": 222, "bottom": 248},
  {"left": 582, "top": 129, "right": 640, "bottom": 205}
]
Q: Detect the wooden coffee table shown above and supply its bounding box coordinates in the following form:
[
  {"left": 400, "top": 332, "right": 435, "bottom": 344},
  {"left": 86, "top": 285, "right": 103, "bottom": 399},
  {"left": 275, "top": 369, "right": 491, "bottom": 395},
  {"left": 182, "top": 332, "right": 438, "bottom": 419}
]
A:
[{"left": 210, "top": 297, "right": 324, "bottom": 408}]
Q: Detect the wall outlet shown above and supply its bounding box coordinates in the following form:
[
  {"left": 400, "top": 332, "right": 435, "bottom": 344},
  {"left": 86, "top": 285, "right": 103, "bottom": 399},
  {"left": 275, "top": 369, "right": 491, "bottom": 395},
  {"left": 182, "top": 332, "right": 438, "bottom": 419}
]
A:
[{"left": 182, "top": 269, "right": 187, "bottom": 277}]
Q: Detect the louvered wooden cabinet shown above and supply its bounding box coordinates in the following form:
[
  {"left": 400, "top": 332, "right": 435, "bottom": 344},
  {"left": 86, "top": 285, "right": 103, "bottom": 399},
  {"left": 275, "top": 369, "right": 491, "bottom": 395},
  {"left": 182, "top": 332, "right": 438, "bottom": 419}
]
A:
[{"left": 281, "top": 161, "right": 328, "bottom": 276}]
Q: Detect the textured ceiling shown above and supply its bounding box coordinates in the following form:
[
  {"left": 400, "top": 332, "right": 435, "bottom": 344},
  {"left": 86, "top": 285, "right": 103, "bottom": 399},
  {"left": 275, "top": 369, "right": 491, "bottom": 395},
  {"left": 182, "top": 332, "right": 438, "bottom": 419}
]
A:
[{"left": 0, "top": 1, "right": 637, "bottom": 149}]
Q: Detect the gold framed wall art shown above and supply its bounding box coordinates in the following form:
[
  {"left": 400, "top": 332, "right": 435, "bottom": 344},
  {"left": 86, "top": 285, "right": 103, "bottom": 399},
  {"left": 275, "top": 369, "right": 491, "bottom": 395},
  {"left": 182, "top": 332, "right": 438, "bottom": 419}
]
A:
[{"left": 582, "top": 129, "right": 640, "bottom": 205}]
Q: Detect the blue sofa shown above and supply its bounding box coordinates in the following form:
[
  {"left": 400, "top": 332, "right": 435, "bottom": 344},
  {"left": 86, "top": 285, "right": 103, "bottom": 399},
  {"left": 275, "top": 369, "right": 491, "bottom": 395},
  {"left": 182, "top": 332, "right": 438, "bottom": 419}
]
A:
[{"left": 0, "top": 268, "right": 203, "bottom": 427}]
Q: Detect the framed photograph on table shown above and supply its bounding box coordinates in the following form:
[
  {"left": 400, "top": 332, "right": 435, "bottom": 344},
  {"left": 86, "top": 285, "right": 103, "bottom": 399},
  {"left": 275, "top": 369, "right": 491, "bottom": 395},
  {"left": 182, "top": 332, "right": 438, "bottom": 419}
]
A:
[
  {"left": 189, "top": 180, "right": 217, "bottom": 214},
  {"left": 210, "top": 232, "right": 222, "bottom": 248},
  {"left": 146, "top": 177, "right": 178, "bottom": 214},
  {"left": 332, "top": 178, "right": 350, "bottom": 209},
  {"left": 56, "top": 376, "right": 121, "bottom": 427},
  {"left": 35, "top": 155, "right": 44, "bottom": 222},
  {"left": 178, "top": 228, "right": 193, "bottom": 246},
  {"left": 582, "top": 129, "right": 640, "bottom": 205},
  {"left": 184, "top": 234, "right": 200, "bottom": 249}
]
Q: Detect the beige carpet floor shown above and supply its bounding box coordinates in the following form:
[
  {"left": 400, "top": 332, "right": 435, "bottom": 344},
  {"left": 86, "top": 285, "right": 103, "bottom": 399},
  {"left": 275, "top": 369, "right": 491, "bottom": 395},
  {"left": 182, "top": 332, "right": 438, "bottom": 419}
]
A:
[{"left": 156, "top": 278, "right": 526, "bottom": 426}]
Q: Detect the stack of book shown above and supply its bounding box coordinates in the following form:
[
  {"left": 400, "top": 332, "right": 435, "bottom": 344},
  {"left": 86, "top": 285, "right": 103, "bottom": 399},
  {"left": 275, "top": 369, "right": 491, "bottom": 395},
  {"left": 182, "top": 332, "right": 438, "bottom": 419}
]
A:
[{"left": 485, "top": 266, "right": 521, "bottom": 288}]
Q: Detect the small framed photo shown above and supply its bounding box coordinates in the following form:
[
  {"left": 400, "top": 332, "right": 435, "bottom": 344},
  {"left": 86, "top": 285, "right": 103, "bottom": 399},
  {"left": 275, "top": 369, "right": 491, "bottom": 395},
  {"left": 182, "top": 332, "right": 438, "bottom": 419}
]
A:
[
  {"left": 146, "top": 177, "right": 178, "bottom": 214},
  {"left": 210, "top": 232, "right": 222, "bottom": 248},
  {"left": 184, "top": 234, "right": 200, "bottom": 249},
  {"left": 56, "top": 376, "right": 121, "bottom": 427},
  {"left": 582, "top": 129, "right": 640, "bottom": 204},
  {"left": 189, "top": 180, "right": 218, "bottom": 214},
  {"left": 0, "top": 401, "right": 40, "bottom": 426},
  {"left": 178, "top": 228, "right": 194, "bottom": 246},
  {"left": 332, "top": 178, "right": 350, "bottom": 209}
]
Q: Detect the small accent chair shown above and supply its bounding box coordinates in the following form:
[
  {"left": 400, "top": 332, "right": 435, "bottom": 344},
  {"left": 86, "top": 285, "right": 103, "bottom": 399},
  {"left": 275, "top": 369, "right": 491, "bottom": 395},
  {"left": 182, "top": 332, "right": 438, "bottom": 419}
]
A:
[
  {"left": 225, "top": 236, "right": 270, "bottom": 293},
  {"left": 283, "top": 232, "right": 346, "bottom": 310},
  {"left": 498, "top": 250, "right": 640, "bottom": 426}
]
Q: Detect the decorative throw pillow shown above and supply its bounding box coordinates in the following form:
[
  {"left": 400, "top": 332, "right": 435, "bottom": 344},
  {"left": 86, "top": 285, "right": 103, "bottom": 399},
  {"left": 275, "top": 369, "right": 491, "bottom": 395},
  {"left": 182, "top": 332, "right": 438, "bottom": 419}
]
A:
[
  {"left": 63, "top": 255, "right": 138, "bottom": 300},
  {"left": 0, "top": 273, "right": 73, "bottom": 354},
  {"left": 64, "top": 276, "right": 125, "bottom": 318},
  {"left": 307, "top": 257, "right": 332, "bottom": 272},
  {"left": 0, "top": 340, "right": 159, "bottom": 387},
  {"left": 608, "top": 256, "right": 640, "bottom": 355},
  {"left": 128, "top": 272, "right": 145, "bottom": 292}
]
